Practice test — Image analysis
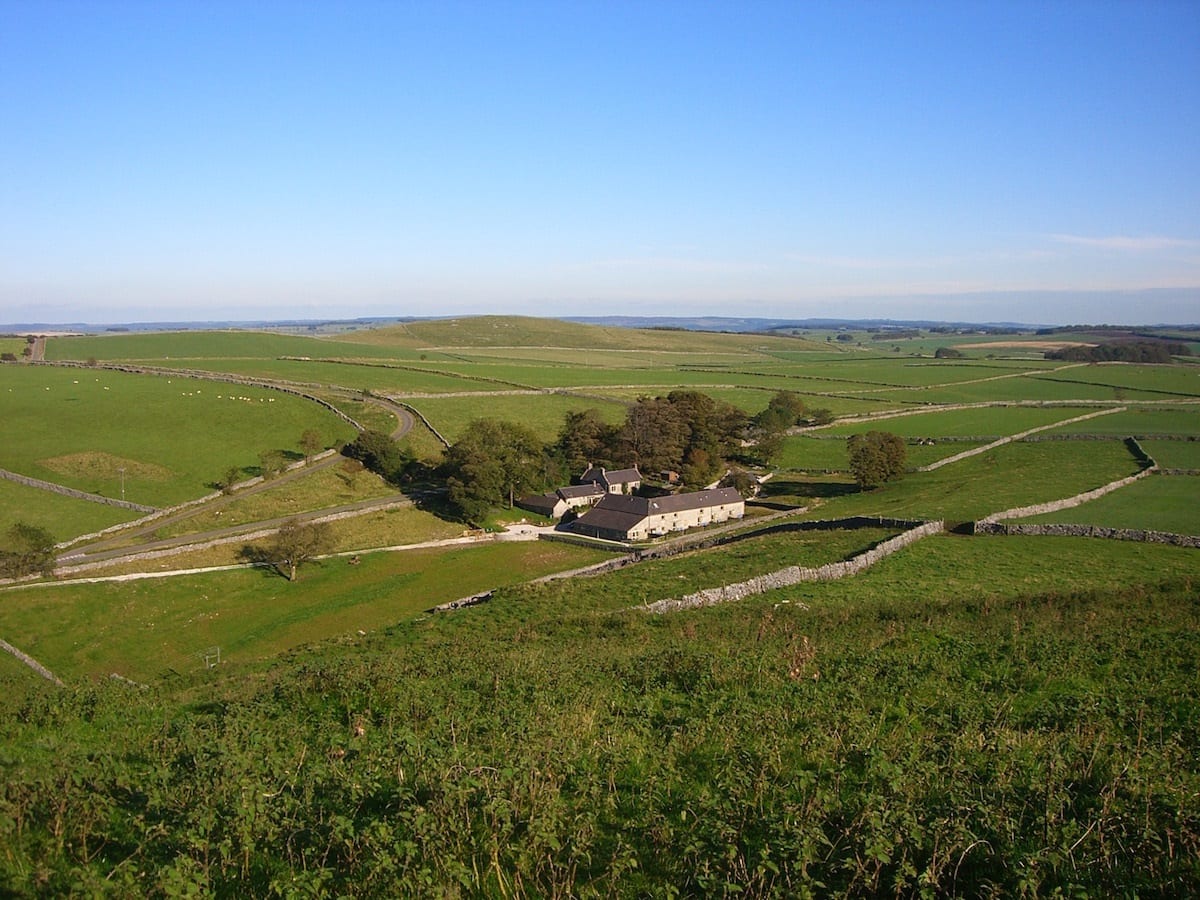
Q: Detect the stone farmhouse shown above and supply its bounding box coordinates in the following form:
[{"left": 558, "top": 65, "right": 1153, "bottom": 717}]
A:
[
  {"left": 515, "top": 482, "right": 607, "bottom": 519},
  {"left": 567, "top": 487, "right": 745, "bottom": 542},
  {"left": 517, "top": 465, "right": 642, "bottom": 519},
  {"left": 578, "top": 465, "right": 642, "bottom": 494}
]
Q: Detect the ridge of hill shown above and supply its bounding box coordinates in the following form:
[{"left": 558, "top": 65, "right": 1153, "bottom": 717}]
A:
[{"left": 328, "top": 314, "right": 831, "bottom": 353}]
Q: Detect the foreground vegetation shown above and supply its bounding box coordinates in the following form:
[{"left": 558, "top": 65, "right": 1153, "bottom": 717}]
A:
[
  {"left": 1, "top": 317, "right": 1197, "bottom": 895},
  {"left": 1, "top": 538, "right": 1196, "bottom": 896}
]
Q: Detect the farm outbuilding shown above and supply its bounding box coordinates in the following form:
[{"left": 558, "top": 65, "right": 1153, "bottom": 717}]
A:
[{"left": 568, "top": 487, "right": 744, "bottom": 542}]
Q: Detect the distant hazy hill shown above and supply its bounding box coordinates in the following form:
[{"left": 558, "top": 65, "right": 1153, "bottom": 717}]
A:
[{"left": 563, "top": 316, "right": 1038, "bottom": 333}]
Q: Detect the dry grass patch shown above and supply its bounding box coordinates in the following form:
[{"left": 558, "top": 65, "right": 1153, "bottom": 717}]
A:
[{"left": 39, "top": 451, "right": 173, "bottom": 483}]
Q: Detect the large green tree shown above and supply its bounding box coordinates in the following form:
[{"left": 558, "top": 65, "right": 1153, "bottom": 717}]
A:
[
  {"left": 614, "top": 392, "right": 746, "bottom": 481},
  {"left": 444, "top": 419, "right": 557, "bottom": 523},
  {"left": 847, "top": 431, "right": 907, "bottom": 489},
  {"left": 556, "top": 409, "right": 619, "bottom": 474},
  {"left": 342, "top": 430, "right": 413, "bottom": 484}
]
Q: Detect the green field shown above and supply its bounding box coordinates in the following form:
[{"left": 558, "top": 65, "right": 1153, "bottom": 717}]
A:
[
  {"left": 819, "top": 404, "right": 1105, "bottom": 437},
  {"left": 0, "top": 478, "right": 139, "bottom": 541},
  {"left": 1, "top": 536, "right": 1196, "bottom": 896},
  {"left": 0, "top": 539, "right": 617, "bottom": 682},
  {"left": 2, "top": 319, "right": 1199, "bottom": 896},
  {"left": 1017, "top": 474, "right": 1200, "bottom": 534},
  {"left": 1141, "top": 438, "right": 1200, "bottom": 468},
  {"left": 0, "top": 366, "right": 356, "bottom": 506}
]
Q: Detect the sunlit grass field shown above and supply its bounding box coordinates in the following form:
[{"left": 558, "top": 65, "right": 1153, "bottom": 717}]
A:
[
  {"left": 1016, "top": 474, "right": 1200, "bottom": 534},
  {"left": 0, "top": 540, "right": 618, "bottom": 682},
  {"left": 798, "top": 440, "right": 1144, "bottom": 523},
  {"left": 0, "top": 365, "right": 355, "bottom": 506},
  {"left": 0, "top": 477, "right": 138, "bottom": 540}
]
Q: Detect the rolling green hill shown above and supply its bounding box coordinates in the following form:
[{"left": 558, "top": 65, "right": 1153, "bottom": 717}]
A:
[{"left": 1, "top": 317, "right": 1197, "bottom": 895}]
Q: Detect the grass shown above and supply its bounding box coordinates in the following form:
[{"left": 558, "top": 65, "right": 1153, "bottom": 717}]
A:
[
  {"left": 1141, "top": 438, "right": 1200, "bottom": 468},
  {"left": 149, "top": 466, "right": 399, "bottom": 539},
  {"left": 1037, "top": 362, "right": 1200, "bottom": 397},
  {"left": 44, "top": 330, "right": 366, "bottom": 362},
  {"left": 331, "top": 315, "right": 826, "bottom": 354},
  {"left": 0, "top": 478, "right": 139, "bottom": 541},
  {"left": 776, "top": 436, "right": 989, "bottom": 471},
  {"left": 0, "top": 540, "right": 618, "bottom": 682},
  {"left": 1047, "top": 405, "right": 1200, "bottom": 436},
  {"left": 1016, "top": 473, "right": 1200, "bottom": 534},
  {"left": 0, "top": 366, "right": 356, "bottom": 506},
  {"left": 798, "top": 439, "right": 1144, "bottom": 523},
  {"left": 60, "top": 504, "right": 471, "bottom": 578},
  {"left": 820, "top": 404, "right": 1105, "bottom": 437}
]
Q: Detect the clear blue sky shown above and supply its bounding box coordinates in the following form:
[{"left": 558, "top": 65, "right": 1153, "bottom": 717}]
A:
[{"left": 2, "top": 1, "right": 1198, "bottom": 325}]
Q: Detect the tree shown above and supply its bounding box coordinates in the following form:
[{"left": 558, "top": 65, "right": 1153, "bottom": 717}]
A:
[
  {"left": 847, "top": 431, "right": 907, "bottom": 489},
  {"left": 342, "top": 430, "right": 413, "bottom": 483},
  {"left": 557, "top": 409, "right": 619, "bottom": 474},
  {"left": 299, "top": 429, "right": 323, "bottom": 465},
  {"left": 259, "top": 450, "right": 287, "bottom": 480},
  {"left": 219, "top": 466, "right": 243, "bottom": 494},
  {"left": 681, "top": 447, "right": 721, "bottom": 488},
  {"left": 753, "top": 391, "right": 806, "bottom": 432},
  {"left": 615, "top": 392, "right": 746, "bottom": 477},
  {"left": 807, "top": 408, "right": 834, "bottom": 426},
  {"left": 617, "top": 396, "right": 688, "bottom": 473},
  {"left": 747, "top": 391, "right": 807, "bottom": 465},
  {"left": 268, "top": 519, "right": 333, "bottom": 581},
  {"left": 443, "top": 419, "right": 556, "bottom": 523},
  {"left": 0, "top": 523, "right": 56, "bottom": 579}
]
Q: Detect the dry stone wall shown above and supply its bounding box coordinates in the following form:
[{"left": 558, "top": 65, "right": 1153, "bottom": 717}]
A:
[
  {"left": 973, "top": 522, "right": 1199, "bottom": 547},
  {"left": 642, "top": 519, "right": 944, "bottom": 614},
  {"left": 918, "top": 407, "right": 1124, "bottom": 472},
  {"left": 0, "top": 638, "right": 63, "bottom": 685},
  {"left": 0, "top": 468, "right": 158, "bottom": 514}
]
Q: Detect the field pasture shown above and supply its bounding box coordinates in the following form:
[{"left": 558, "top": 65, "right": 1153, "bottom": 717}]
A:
[
  {"left": 1, "top": 317, "right": 1198, "bottom": 896},
  {"left": 0, "top": 477, "right": 138, "bottom": 539},
  {"left": 1017, "top": 473, "right": 1200, "bottom": 534},
  {"left": 0, "top": 365, "right": 356, "bottom": 508}
]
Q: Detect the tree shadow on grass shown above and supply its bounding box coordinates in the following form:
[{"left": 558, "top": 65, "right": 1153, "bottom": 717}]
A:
[
  {"left": 759, "top": 479, "right": 861, "bottom": 501},
  {"left": 238, "top": 543, "right": 284, "bottom": 579}
]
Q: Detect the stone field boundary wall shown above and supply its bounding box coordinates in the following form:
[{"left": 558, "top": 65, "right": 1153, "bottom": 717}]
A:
[
  {"left": 918, "top": 407, "right": 1123, "bottom": 472},
  {"left": 642, "top": 519, "right": 945, "bottom": 614},
  {"left": 973, "top": 522, "right": 1199, "bottom": 548},
  {"left": 0, "top": 638, "right": 63, "bottom": 685},
  {"left": 55, "top": 450, "right": 340, "bottom": 551},
  {"left": 388, "top": 400, "right": 451, "bottom": 448},
  {"left": 53, "top": 496, "right": 412, "bottom": 577},
  {"left": 977, "top": 437, "right": 1156, "bottom": 526},
  {"left": 0, "top": 468, "right": 157, "bottom": 514}
]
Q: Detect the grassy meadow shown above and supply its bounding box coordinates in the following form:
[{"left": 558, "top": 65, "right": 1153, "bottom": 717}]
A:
[
  {"left": 0, "top": 365, "right": 356, "bottom": 507},
  {"left": 1, "top": 318, "right": 1197, "bottom": 895}
]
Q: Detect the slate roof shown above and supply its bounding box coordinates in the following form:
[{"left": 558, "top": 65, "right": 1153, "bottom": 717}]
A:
[
  {"left": 516, "top": 492, "right": 561, "bottom": 516},
  {"left": 579, "top": 465, "right": 641, "bottom": 487},
  {"left": 558, "top": 483, "right": 606, "bottom": 501},
  {"left": 641, "top": 487, "right": 743, "bottom": 513},
  {"left": 571, "top": 494, "right": 648, "bottom": 534},
  {"left": 570, "top": 488, "right": 744, "bottom": 537}
]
